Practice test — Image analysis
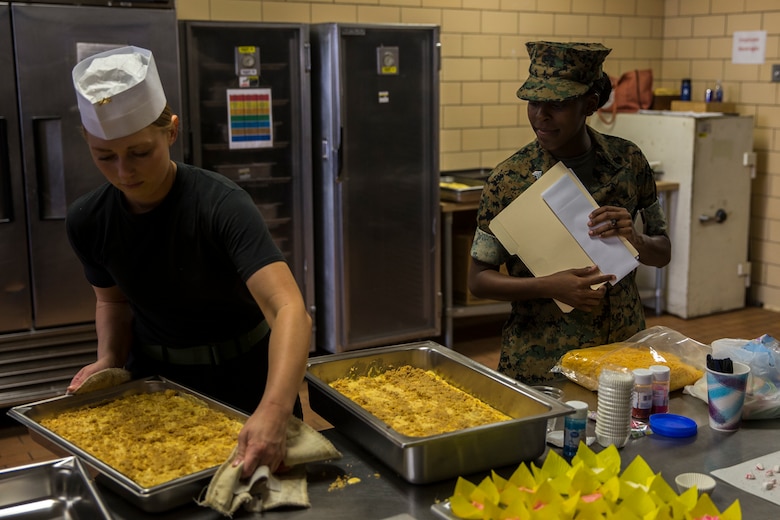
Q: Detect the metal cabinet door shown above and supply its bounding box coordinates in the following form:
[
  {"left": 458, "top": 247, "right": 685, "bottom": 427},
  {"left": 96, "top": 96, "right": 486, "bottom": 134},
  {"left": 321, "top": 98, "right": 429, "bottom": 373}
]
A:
[
  {"left": 312, "top": 24, "right": 441, "bottom": 352},
  {"left": 686, "top": 117, "right": 753, "bottom": 316},
  {"left": 179, "top": 21, "right": 316, "bottom": 349},
  {"left": 0, "top": 4, "right": 33, "bottom": 333},
  {"left": 12, "top": 3, "right": 182, "bottom": 328}
]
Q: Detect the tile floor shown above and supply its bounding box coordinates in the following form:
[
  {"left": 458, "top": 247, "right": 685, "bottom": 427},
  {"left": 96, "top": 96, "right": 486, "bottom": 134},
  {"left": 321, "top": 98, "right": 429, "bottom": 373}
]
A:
[{"left": 2, "top": 306, "right": 778, "bottom": 470}]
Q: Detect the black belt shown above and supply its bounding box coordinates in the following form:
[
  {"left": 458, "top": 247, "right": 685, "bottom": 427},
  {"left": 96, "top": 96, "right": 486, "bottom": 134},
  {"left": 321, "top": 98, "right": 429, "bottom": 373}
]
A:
[{"left": 138, "top": 320, "right": 269, "bottom": 366}]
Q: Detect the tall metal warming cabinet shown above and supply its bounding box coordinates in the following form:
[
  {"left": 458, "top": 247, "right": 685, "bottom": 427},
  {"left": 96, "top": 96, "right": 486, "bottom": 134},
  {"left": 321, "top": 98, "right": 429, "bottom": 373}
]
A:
[
  {"left": 310, "top": 23, "right": 441, "bottom": 353},
  {"left": 178, "top": 21, "right": 315, "bottom": 346},
  {"left": 0, "top": 0, "right": 181, "bottom": 406}
]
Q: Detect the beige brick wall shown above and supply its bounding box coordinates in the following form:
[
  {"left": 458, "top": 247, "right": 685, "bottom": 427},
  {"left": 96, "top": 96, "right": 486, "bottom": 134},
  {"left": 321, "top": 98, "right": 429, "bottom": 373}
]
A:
[{"left": 175, "top": 0, "right": 780, "bottom": 313}]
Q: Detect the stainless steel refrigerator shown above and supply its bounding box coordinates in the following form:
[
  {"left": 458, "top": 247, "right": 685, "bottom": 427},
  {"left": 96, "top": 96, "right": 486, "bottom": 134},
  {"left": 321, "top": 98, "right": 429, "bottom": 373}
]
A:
[
  {"left": 0, "top": 0, "right": 181, "bottom": 406},
  {"left": 178, "top": 21, "right": 315, "bottom": 348},
  {"left": 310, "top": 23, "right": 441, "bottom": 353}
]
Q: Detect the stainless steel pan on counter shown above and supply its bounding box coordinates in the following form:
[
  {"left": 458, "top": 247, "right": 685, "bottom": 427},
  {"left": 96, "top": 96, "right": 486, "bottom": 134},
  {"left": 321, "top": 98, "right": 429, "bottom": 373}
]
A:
[
  {"left": 7, "top": 376, "right": 247, "bottom": 513},
  {"left": 0, "top": 456, "right": 113, "bottom": 519},
  {"left": 305, "top": 341, "right": 573, "bottom": 484}
]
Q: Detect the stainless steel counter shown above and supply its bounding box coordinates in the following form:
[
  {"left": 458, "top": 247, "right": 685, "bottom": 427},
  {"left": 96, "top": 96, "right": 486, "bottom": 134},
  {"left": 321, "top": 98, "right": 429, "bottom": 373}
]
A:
[{"left": 91, "top": 380, "right": 780, "bottom": 519}]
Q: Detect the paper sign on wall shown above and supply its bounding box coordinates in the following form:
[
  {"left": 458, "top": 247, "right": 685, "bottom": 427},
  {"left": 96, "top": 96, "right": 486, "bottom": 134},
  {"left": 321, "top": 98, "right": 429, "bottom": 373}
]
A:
[
  {"left": 226, "top": 88, "right": 273, "bottom": 149},
  {"left": 732, "top": 30, "right": 766, "bottom": 65}
]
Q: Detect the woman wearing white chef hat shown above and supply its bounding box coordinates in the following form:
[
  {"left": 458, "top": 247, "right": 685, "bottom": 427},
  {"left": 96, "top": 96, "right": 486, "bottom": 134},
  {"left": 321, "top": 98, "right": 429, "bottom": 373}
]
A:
[{"left": 66, "top": 46, "right": 312, "bottom": 478}]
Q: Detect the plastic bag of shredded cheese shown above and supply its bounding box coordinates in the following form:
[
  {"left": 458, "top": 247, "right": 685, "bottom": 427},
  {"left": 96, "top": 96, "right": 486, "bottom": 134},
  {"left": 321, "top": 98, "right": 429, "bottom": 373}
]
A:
[{"left": 553, "top": 326, "right": 709, "bottom": 391}]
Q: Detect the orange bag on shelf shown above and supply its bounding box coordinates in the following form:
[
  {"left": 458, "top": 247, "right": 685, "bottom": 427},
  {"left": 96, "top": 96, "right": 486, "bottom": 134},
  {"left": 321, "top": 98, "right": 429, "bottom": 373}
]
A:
[{"left": 598, "top": 69, "right": 654, "bottom": 124}]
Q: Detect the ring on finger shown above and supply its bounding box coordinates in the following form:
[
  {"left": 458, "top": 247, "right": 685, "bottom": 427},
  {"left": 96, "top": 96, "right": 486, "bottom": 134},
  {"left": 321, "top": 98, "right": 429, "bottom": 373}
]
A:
[{"left": 610, "top": 218, "right": 617, "bottom": 229}]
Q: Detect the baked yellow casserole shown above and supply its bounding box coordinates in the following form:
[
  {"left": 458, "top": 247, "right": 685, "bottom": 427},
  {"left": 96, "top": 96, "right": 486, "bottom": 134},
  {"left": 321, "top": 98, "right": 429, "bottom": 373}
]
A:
[
  {"left": 329, "top": 365, "right": 511, "bottom": 437},
  {"left": 39, "top": 389, "right": 243, "bottom": 488}
]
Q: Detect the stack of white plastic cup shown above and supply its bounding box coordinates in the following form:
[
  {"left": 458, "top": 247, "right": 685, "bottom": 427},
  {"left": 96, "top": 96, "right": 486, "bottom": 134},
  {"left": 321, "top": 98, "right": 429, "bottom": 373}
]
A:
[{"left": 595, "top": 368, "right": 635, "bottom": 448}]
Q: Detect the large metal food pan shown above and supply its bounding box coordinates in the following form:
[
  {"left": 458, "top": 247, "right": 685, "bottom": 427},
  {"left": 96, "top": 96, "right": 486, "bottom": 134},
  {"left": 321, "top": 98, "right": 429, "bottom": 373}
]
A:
[
  {"left": 0, "top": 456, "right": 113, "bottom": 519},
  {"left": 7, "top": 376, "right": 247, "bottom": 513},
  {"left": 305, "top": 341, "right": 572, "bottom": 484},
  {"left": 440, "top": 176, "right": 484, "bottom": 202}
]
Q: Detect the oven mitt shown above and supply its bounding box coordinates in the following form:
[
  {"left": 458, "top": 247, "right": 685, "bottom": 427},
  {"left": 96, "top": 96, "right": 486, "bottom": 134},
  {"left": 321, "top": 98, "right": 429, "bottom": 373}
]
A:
[
  {"left": 69, "top": 368, "right": 132, "bottom": 395},
  {"left": 198, "top": 416, "right": 342, "bottom": 517}
]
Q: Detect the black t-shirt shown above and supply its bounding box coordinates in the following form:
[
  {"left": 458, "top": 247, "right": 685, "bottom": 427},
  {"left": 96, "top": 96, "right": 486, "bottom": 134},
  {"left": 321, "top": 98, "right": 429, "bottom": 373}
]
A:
[{"left": 66, "top": 162, "right": 285, "bottom": 347}]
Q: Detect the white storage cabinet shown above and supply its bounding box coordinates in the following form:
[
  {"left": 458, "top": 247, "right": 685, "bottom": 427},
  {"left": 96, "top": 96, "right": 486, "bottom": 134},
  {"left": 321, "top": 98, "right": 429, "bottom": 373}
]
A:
[{"left": 591, "top": 113, "right": 754, "bottom": 318}]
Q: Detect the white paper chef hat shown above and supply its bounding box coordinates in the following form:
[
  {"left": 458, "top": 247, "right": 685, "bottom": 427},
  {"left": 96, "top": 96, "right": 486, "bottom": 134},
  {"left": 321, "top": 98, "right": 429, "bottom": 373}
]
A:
[{"left": 72, "top": 45, "right": 166, "bottom": 140}]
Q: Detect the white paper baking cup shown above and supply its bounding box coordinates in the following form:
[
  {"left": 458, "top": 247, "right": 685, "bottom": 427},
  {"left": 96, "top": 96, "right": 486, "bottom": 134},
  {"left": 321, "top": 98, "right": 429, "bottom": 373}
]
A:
[
  {"left": 675, "top": 472, "right": 716, "bottom": 496},
  {"left": 595, "top": 430, "right": 630, "bottom": 448}
]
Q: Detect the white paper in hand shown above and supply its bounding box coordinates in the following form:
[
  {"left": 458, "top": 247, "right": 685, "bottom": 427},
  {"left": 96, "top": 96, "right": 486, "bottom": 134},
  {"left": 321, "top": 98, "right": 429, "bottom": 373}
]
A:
[{"left": 541, "top": 172, "right": 639, "bottom": 283}]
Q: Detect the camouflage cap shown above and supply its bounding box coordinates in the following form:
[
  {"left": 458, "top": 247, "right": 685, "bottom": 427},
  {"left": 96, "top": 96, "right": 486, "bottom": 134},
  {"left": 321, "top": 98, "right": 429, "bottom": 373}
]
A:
[{"left": 516, "top": 41, "right": 612, "bottom": 102}]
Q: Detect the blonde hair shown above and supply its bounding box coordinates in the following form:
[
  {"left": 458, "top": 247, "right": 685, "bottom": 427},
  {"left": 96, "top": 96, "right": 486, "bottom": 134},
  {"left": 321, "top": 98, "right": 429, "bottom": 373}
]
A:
[{"left": 150, "top": 105, "right": 175, "bottom": 130}]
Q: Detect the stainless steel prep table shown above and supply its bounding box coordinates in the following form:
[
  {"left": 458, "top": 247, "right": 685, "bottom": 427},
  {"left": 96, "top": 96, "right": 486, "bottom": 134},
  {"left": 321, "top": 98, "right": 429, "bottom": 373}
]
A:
[{"left": 91, "top": 380, "right": 779, "bottom": 519}]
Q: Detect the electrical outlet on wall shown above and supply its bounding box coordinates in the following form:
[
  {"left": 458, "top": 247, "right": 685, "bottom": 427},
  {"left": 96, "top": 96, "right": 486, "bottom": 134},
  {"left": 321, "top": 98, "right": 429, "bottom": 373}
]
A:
[{"left": 773, "top": 64, "right": 780, "bottom": 82}]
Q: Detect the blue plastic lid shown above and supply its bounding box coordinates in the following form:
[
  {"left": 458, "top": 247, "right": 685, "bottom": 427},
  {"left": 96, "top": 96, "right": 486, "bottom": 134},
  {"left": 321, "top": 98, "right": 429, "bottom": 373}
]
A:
[{"left": 649, "top": 413, "right": 697, "bottom": 438}]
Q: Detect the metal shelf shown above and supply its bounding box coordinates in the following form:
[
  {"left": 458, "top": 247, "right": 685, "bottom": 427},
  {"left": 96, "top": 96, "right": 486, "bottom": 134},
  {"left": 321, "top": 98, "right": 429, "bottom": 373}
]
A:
[
  {"left": 440, "top": 201, "right": 510, "bottom": 348},
  {"left": 450, "top": 302, "right": 511, "bottom": 318}
]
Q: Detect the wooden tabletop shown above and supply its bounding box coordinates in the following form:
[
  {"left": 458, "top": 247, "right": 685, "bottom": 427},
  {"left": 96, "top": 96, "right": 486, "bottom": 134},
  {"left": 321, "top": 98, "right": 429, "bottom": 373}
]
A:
[
  {"left": 656, "top": 180, "right": 679, "bottom": 192},
  {"left": 441, "top": 180, "right": 679, "bottom": 213}
]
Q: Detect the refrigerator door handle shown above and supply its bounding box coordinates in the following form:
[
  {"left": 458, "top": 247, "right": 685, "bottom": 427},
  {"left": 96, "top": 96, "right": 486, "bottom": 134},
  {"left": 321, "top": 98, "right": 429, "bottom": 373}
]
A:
[
  {"left": 322, "top": 132, "right": 344, "bottom": 184},
  {"left": 0, "top": 117, "right": 11, "bottom": 223},
  {"left": 32, "top": 117, "right": 67, "bottom": 220},
  {"left": 336, "top": 126, "right": 344, "bottom": 181},
  {"left": 304, "top": 42, "right": 312, "bottom": 73}
]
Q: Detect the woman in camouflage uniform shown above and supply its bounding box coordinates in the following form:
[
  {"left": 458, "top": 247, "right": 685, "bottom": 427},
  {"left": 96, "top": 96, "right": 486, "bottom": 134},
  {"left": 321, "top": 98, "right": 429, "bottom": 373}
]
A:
[{"left": 468, "top": 41, "right": 671, "bottom": 384}]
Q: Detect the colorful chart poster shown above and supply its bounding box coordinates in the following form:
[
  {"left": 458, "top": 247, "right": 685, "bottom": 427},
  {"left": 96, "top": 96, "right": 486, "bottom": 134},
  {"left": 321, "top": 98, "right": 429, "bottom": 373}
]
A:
[{"left": 226, "top": 88, "right": 273, "bottom": 149}]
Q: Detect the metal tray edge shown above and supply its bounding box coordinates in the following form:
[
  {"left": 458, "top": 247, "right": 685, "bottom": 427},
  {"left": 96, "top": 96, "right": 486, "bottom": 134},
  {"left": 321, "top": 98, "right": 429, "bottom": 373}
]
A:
[
  {"left": 430, "top": 500, "right": 457, "bottom": 520},
  {"left": 0, "top": 456, "right": 114, "bottom": 519}
]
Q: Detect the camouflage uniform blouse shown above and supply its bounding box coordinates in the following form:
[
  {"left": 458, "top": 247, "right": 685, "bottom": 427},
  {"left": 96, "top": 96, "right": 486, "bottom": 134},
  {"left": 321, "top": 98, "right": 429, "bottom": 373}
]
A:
[{"left": 471, "top": 126, "right": 668, "bottom": 384}]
